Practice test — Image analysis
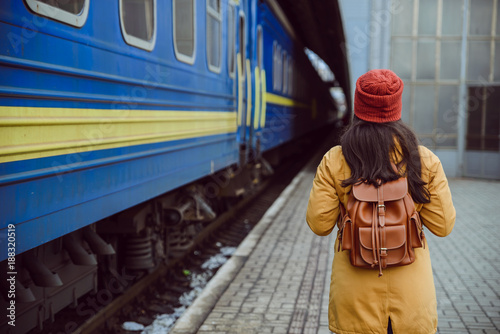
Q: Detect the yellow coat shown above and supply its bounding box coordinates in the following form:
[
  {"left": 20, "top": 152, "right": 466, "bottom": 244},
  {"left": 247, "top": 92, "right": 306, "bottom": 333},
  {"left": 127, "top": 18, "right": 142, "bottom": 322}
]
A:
[{"left": 306, "top": 145, "right": 456, "bottom": 334}]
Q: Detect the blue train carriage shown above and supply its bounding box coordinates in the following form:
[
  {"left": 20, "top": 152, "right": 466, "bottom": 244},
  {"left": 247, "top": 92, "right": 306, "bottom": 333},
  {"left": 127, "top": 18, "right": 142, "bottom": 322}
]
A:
[
  {"left": 256, "top": 0, "right": 338, "bottom": 155},
  {"left": 0, "top": 0, "right": 239, "bottom": 331},
  {"left": 239, "top": 0, "right": 338, "bottom": 161},
  {"left": 0, "top": 0, "right": 339, "bottom": 332}
]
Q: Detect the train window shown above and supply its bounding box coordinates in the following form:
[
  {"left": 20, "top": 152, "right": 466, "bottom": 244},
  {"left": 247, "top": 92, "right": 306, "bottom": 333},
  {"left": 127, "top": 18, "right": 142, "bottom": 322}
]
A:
[
  {"left": 25, "top": 0, "right": 89, "bottom": 27},
  {"left": 207, "top": 0, "right": 222, "bottom": 73},
  {"left": 174, "top": 0, "right": 196, "bottom": 64},
  {"left": 273, "top": 42, "right": 282, "bottom": 92},
  {"left": 288, "top": 58, "right": 293, "bottom": 95},
  {"left": 257, "top": 26, "right": 263, "bottom": 69},
  {"left": 239, "top": 13, "right": 246, "bottom": 79},
  {"left": 227, "top": 3, "right": 236, "bottom": 77},
  {"left": 273, "top": 41, "right": 278, "bottom": 90},
  {"left": 277, "top": 45, "right": 282, "bottom": 92},
  {"left": 282, "top": 51, "right": 288, "bottom": 94},
  {"left": 120, "top": 0, "right": 157, "bottom": 51}
]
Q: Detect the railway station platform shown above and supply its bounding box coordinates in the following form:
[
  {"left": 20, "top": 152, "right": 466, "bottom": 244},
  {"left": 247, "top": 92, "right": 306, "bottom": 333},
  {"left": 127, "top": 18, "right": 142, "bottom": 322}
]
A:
[{"left": 168, "top": 149, "right": 500, "bottom": 334}]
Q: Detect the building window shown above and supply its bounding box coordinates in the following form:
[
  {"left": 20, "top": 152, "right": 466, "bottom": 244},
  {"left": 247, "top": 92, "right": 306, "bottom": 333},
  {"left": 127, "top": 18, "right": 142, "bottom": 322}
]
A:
[
  {"left": 174, "top": 0, "right": 196, "bottom": 64},
  {"left": 120, "top": 0, "right": 156, "bottom": 51},
  {"left": 227, "top": 3, "right": 236, "bottom": 77},
  {"left": 207, "top": 0, "right": 222, "bottom": 72},
  {"left": 25, "top": 0, "right": 89, "bottom": 27},
  {"left": 466, "top": 86, "right": 500, "bottom": 151}
]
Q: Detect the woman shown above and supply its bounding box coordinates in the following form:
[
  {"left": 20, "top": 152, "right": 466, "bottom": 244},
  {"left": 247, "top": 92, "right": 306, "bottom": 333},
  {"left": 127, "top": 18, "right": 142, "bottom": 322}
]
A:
[{"left": 306, "top": 69, "right": 456, "bottom": 334}]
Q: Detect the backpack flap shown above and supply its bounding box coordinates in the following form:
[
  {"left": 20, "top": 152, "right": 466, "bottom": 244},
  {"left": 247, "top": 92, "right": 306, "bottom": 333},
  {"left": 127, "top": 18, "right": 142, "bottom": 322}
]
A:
[{"left": 352, "top": 177, "right": 407, "bottom": 202}]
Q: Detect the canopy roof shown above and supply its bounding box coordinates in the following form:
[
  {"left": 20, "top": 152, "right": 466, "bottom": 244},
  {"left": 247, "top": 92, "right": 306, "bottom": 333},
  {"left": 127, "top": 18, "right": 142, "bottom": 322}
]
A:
[{"left": 273, "top": 0, "right": 352, "bottom": 114}]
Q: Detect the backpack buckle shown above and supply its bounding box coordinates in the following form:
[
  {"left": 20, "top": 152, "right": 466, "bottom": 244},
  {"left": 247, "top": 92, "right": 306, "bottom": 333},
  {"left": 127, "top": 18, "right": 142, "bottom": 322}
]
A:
[
  {"left": 377, "top": 204, "right": 386, "bottom": 215},
  {"left": 380, "top": 247, "right": 388, "bottom": 257}
]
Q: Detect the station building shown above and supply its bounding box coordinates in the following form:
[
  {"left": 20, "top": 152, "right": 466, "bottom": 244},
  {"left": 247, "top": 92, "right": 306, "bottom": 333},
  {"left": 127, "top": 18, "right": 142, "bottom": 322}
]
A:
[{"left": 339, "top": 0, "right": 500, "bottom": 179}]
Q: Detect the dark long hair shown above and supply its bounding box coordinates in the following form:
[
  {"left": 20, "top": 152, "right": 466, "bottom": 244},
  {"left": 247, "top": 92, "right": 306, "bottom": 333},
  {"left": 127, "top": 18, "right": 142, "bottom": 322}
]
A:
[{"left": 340, "top": 116, "right": 430, "bottom": 204}]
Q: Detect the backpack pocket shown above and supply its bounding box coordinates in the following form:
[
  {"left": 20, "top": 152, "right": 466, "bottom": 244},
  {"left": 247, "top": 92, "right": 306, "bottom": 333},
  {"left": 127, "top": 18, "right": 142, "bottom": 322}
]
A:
[
  {"left": 359, "top": 225, "right": 408, "bottom": 266},
  {"left": 410, "top": 213, "right": 425, "bottom": 248},
  {"left": 340, "top": 219, "right": 352, "bottom": 251}
]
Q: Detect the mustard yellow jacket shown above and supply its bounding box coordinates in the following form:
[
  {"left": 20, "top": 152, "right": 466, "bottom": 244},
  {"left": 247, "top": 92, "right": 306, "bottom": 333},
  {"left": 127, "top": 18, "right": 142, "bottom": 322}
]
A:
[{"left": 306, "top": 145, "right": 456, "bottom": 334}]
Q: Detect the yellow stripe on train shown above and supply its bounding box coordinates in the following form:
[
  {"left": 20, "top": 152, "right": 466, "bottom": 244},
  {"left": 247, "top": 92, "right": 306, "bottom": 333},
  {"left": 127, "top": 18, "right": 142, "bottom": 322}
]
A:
[
  {"left": 0, "top": 106, "right": 237, "bottom": 164},
  {"left": 265, "top": 93, "right": 309, "bottom": 108}
]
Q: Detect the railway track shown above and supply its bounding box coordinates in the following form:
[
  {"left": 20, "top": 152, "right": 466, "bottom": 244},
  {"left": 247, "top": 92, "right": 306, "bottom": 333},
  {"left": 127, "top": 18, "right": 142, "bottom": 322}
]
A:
[{"left": 28, "top": 144, "right": 316, "bottom": 334}]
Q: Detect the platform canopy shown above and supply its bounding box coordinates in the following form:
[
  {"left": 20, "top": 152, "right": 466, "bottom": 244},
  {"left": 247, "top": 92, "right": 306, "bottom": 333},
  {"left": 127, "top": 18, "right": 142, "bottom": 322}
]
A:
[{"left": 275, "top": 0, "right": 352, "bottom": 115}]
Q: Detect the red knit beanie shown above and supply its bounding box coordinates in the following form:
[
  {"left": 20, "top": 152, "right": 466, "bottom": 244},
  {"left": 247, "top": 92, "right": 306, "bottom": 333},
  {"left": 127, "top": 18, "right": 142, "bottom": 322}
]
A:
[{"left": 354, "top": 69, "right": 404, "bottom": 123}]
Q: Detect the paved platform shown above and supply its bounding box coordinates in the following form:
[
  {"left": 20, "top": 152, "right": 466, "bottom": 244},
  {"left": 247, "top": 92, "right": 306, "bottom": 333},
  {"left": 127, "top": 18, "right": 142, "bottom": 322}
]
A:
[{"left": 170, "top": 152, "right": 500, "bottom": 334}]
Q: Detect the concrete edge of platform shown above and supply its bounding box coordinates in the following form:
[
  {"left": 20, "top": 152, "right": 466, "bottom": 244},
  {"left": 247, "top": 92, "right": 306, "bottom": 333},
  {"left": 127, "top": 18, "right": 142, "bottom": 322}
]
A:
[{"left": 169, "top": 162, "right": 319, "bottom": 333}]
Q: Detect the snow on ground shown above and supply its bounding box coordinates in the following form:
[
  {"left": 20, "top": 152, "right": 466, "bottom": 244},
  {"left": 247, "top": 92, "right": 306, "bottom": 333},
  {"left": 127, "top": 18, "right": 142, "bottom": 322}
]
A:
[{"left": 138, "top": 246, "right": 236, "bottom": 333}]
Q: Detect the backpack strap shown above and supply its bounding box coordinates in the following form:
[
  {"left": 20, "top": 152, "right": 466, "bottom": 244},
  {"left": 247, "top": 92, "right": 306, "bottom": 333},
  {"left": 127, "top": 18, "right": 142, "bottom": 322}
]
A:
[
  {"left": 376, "top": 184, "right": 386, "bottom": 276},
  {"left": 337, "top": 203, "right": 347, "bottom": 252}
]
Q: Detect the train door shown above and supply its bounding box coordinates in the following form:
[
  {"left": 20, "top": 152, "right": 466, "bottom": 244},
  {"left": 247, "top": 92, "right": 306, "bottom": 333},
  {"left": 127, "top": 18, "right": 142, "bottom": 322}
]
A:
[{"left": 253, "top": 24, "right": 265, "bottom": 158}]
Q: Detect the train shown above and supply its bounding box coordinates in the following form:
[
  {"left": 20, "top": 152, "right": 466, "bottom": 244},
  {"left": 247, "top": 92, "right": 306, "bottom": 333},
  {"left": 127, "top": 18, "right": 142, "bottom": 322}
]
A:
[{"left": 0, "top": 0, "right": 348, "bottom": 332}]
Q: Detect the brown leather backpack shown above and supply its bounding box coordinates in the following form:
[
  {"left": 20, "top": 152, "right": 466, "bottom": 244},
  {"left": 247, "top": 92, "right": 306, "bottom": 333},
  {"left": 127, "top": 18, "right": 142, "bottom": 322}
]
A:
[{"left": 337, "top": 177, "right": 425, "bottom": 276}]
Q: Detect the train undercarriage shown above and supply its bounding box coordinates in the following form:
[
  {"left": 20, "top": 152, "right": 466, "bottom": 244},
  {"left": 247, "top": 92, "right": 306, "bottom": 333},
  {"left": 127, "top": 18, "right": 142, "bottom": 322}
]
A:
[{"left": 0, "top": 146, "right": 278, "bottom": 334}]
